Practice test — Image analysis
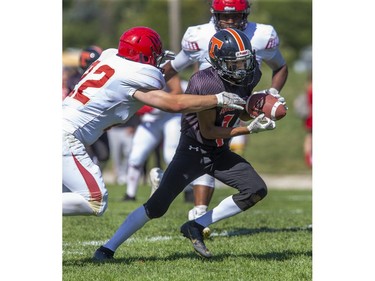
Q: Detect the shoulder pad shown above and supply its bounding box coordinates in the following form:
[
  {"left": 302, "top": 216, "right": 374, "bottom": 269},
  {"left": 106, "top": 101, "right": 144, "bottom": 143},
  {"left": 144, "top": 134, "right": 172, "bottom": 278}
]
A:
[
  {"left": 100, "top": 48, "right": 117, "bottom": 59},
  {"left": 247, "top": 23, "right": 280, "bottom": 50},
  {"left": 129, "top": 64, "right": 165, "bottom": 90},
  {"left": 181, "top": 23, "right": 215, "bottom": 51}
]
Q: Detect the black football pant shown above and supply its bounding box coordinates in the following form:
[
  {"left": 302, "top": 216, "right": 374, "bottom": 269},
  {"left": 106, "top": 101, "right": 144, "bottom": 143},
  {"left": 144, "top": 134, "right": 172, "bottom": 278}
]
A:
[{"left": 144, "top": 135, "right": 267, "bottom": 219}]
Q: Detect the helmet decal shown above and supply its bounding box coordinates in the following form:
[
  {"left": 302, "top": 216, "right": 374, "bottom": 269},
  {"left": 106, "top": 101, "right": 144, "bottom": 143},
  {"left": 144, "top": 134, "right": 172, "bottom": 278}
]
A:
[
  {"left": 225, "top": 28, "right": 245, "bottom": 51},
  {"left": 209, "top": 36, "right": 224, "bottom": 60}
]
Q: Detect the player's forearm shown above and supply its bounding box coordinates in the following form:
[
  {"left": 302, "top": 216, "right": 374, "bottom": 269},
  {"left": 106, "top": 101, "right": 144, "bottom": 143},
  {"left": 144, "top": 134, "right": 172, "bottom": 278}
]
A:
[
  {"left": 271, "top": 64, "right": 288, "bottom": 91},
  {"left": 201, "top": 126, "right": 250, "bottom": 139},
  {"left": 174, "top": 94, "right": 217, "bottom": 113},
  {"left": 134, "top": 89, "right": 217, "bottom": 113}
]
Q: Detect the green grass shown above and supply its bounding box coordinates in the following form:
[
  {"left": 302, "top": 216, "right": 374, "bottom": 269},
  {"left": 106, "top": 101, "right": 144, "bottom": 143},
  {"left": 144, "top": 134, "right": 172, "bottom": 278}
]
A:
[{"left": 63, "top": 183, "right": 312, "bottom": 281}]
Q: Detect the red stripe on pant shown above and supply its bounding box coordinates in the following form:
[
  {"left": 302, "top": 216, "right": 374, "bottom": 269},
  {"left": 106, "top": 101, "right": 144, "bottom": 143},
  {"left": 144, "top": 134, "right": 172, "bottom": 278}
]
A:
[{"left": 72, "top": 154, "right": 103, "bottom": 203}]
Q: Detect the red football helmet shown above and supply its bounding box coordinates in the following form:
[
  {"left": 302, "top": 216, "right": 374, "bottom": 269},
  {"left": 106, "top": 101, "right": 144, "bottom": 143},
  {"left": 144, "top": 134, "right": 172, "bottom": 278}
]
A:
[
  {"left": 210, "top": 0, "right": 250, "bottom": 31},
  {"left": 79, "top": 45, "right": 103, "bottom": 72},
  {"left": 118, "top": 26, "right": 164, "bottom": 67}
]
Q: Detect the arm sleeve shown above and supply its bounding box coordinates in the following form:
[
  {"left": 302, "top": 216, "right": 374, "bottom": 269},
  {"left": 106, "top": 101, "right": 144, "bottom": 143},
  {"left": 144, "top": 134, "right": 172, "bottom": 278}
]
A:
[
  {"left": 170, "top": 24, "right": 212, "bottom": 72},
  {"left": 170, "top": 50, "right": 196, "bottom": 72},
  {"left": 257, "top": 26, "right": 286, "bottom": 71}
]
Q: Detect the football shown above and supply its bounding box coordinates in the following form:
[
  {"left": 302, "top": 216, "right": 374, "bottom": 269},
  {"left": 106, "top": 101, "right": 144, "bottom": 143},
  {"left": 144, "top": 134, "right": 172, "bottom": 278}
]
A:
[{"left": 245, "top": 92, "right": 287, "bottom": 121}]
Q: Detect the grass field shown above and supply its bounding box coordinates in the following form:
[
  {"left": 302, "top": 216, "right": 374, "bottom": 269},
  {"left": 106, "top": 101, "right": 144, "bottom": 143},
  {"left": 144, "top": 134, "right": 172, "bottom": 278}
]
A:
[{"left": 63, "top": 183, "right": 312, "bottom": 281}]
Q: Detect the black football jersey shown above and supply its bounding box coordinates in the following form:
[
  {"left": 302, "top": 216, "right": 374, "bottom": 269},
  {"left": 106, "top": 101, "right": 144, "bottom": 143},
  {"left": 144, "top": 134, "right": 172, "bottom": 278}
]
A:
[{"left": 181, "top": 66, "right": 261, "bottom": 147}]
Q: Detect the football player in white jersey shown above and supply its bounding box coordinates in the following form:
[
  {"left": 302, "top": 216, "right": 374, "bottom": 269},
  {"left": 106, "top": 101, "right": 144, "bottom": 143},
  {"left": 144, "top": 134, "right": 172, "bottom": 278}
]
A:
[
  {"left": 62, "top": 26, "right": 246, "bottom": 216},
  {"left": 160, "top": 0, "right": 288, "bottom": 227}
]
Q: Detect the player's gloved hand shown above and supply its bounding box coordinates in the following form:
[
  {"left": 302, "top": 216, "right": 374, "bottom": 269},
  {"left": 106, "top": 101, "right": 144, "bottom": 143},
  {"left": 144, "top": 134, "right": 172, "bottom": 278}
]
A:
[
  {"left": 247, "top": 113, "right": 276, "bottom": 134},
  {"left": 254, "top": 88, "right": 286, "bottom": 106},
  {"left": 215, "top": 91, "right": 246, "bottom": 110}
]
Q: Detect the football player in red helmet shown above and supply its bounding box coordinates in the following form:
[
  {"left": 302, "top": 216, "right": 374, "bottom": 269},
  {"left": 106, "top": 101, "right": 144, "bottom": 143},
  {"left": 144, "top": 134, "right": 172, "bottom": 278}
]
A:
[
  {"left": 63, "top": 26, "right": 246, "bottom": 217},
  {"left": 210, "top": 0, "right": 250, "bottom": 30}
]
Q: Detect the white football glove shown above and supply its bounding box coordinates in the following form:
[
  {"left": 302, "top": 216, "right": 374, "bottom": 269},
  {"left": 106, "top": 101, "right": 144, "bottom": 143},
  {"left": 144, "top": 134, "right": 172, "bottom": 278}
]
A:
[
  {"left": 247, "top": 113, "right": 276, "bottom": 134},
  {"left": 215, "top": 91, "right": 246, "bottom": 110},
  {"left": 254, "top": 88, "right": 286, "bottom": 106}
]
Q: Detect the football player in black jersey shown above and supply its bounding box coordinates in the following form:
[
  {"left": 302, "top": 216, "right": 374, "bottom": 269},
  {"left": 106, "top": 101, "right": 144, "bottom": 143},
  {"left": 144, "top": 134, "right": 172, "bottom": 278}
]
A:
[{"left": 94, "top": 28, "right": 276, "bottom": 261}]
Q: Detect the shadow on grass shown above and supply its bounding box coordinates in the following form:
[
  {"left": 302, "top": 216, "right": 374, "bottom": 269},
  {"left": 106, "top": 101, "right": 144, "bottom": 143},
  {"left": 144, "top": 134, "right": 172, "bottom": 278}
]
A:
[
  {"left": 63, "top": 248, "right": 311, "bottom": 266},
  {"left": 247, "top": 250, "right": 312, "bottom": 261},
  {"left": 211, "top": 225, "right": 312, "bottom": 237},
  {"left": 63, "top": 252, "right": 213, "bottom": 266},
  {"left": 63, "top": 225, "right": 311, "bottom": 266}
]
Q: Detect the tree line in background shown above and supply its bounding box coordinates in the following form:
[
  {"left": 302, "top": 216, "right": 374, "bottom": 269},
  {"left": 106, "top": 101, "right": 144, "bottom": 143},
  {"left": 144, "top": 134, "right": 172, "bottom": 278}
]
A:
[{"left": 63, "top": 0, "right": 312, "bottom": 65}]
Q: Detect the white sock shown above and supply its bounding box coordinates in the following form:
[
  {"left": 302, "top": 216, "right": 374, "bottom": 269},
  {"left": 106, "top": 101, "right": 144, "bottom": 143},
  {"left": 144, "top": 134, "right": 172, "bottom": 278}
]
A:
[
  {"left": 194, "top": 205, "right": 208, "bottom": 217},
  {"left": 104, "top": 205, "right": 150, "bottom": 251},
  {"left": 196, "top": 196, "right": 242, "bottom": 227},
  {"left": 63, "top": 193, "right": 94, "bottom": 216},
  {"left": 126, "top": 166, "right": 142, "bottom": 197}
]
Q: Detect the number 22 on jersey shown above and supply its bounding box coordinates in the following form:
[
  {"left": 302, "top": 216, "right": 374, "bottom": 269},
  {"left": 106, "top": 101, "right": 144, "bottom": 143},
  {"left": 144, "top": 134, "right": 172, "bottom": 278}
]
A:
[{"left": 69, "top": 61, "right": 115, "bottom": 105}]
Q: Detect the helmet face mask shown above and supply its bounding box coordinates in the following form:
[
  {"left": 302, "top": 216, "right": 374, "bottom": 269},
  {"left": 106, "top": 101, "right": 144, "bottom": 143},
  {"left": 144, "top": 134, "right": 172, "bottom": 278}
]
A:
[
  {"left": 209, "top": 28, "right": 256, "bottom": 86},
  {"left": 218, "top": 53, "right": 252, "bottom": 81},
  {"left": 216, "top": 13, "right": 245, "bottom": 30},
  {"left": 156, "top": 50, "right": 176, "bottom": 70},
  {"left": 210, "top": 0, "right": 250, "bottom": 31}
]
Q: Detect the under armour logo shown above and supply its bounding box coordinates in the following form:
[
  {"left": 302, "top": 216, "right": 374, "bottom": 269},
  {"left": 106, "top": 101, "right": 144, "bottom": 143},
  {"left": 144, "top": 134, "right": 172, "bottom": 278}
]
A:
[{"left": 188, "top": 145, "right": 199, "bottom": 152}]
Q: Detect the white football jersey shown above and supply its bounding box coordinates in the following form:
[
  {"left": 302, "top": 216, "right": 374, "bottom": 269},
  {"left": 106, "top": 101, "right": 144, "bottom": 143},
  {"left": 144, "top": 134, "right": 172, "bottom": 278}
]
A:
[
  {"left": 62, "top": 48, "right": 165, "bottom": 145},
  {"left": 171, "top": 19, "right": 286, "bottom": 72}
]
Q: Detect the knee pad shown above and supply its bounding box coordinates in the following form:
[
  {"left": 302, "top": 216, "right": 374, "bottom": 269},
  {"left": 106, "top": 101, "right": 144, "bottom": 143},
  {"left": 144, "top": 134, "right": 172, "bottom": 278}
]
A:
[
  {"left": 192, "top": 174, "right": 215, "bottom": 188},
  {"left": 233, "top": 186, "right": 267, "bottom": 211},
  {"left": 143, "top": 202, "right": 168, "bottom": 219}
]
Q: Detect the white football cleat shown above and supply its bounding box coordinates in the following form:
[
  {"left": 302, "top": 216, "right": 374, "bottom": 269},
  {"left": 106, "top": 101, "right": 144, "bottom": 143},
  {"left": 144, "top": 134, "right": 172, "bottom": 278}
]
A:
[{"left": 149, "top": 167, "right": 164, "bottom": 197}]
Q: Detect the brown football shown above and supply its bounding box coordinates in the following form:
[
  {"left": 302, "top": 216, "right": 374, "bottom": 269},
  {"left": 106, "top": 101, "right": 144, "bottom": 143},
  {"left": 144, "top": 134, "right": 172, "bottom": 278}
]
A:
[{"left": 246, "top": 92, "right": 287, "bottom": 121}]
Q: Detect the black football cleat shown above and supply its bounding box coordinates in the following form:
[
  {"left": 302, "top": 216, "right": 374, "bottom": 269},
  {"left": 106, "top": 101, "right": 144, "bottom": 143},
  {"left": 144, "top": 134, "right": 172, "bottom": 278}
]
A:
[
  {"left": 123, "top": 194, "right": 136, "bottom": 201},
  {"left": 180, "top": 221, "right": 212, "bottom": 258},
  {"left": 93, "top": 246, "right": 115, "bottom": 262}
]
